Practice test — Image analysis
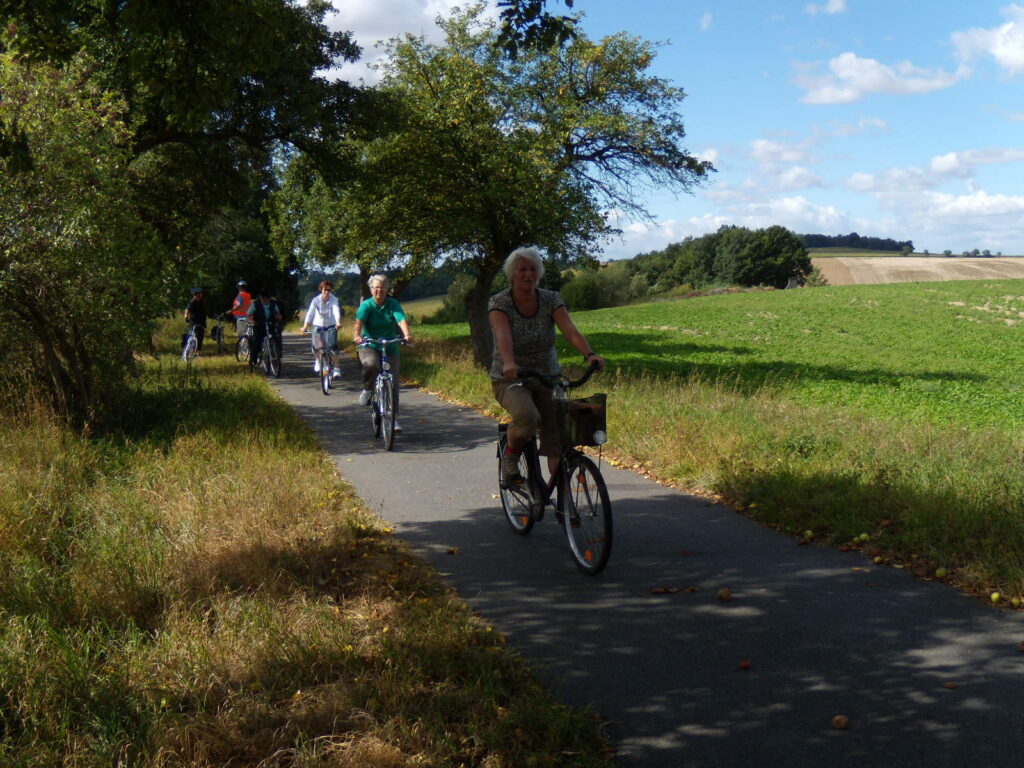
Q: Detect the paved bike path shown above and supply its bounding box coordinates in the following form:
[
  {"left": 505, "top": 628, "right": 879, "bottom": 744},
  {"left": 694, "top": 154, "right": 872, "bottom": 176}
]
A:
[{"left": 271, "top": 334, "right": 1024, "bottom": 768}]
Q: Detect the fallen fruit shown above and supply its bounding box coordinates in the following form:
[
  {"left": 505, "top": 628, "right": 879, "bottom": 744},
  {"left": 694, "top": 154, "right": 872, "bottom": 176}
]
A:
[
  {"left": 804, "top": 530, "right": 814, "bottom": 540},
  {"left": 934, "top": 567, "right": 948, "bottom": 580},
  {"left": 717, "top": 588, "right": 733, "bottom": 602},
  {"left": 991, "top": 592, "right": 1001, "bottom": 604},
  {"left": 738, "top": 659, "right": 751, "bottom": 670},
  {"left": 832, "top": 715, "right": 849, "bottom": 730},
  {"left": 1013, "top": 597, "right": 1022, "bottom": 608},
  {"left": 873, "top": 556, "right": 883, "bottom": 564}
]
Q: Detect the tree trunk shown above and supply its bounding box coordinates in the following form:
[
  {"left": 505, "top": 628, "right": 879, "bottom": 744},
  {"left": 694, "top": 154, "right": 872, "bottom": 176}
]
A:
[{"left": 465, "top": 263, "right": 501, "bottom": 368}]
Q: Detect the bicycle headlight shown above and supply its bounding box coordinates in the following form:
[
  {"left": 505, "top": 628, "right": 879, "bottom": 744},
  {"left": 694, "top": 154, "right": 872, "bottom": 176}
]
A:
[{"left": 382, "top": 361, "right": 391, "bottom": 371}]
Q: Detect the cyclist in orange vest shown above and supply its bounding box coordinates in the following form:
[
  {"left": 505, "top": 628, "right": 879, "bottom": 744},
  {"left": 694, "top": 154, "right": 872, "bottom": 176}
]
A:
[{"left": 230, "top": 279, "right": 253, "bottom": 335}]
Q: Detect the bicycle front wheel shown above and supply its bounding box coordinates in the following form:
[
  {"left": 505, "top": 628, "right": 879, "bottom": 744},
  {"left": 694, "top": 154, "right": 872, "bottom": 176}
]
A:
[
  {"left": 183, "top": 336, "right": 197, "bottom": 363},
  {"left": 236, "top": 335, "right": 250, "bottom": 362},
  {"left": 380, "top": 378, "right": 395, "bottom": 451},
  {"left": 215, "top": 327, "right": 225, "bottom": 355},
  {"left": 320, "top": 352, "right": 332, "bottom": 395},
  {"left": 562, "top": 454, "right": 612, "bottom": 575},
  {"left": 498, "top": 432, "right": 534, "bottom": 535}
]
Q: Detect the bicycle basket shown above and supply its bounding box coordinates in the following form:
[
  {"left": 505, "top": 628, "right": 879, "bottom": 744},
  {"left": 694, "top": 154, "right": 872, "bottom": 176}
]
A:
[{"left": 558, "top": 393, "right": 607, "bottom": 447}]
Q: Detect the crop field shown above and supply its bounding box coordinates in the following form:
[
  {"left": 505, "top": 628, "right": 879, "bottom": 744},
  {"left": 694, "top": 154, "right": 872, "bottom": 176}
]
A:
[{"left": 561, "top": 279, "right": 1024, "bottom": 430}]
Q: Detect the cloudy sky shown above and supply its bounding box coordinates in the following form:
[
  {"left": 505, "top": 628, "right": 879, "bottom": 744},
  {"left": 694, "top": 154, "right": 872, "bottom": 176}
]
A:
[{"left": 325, "top": 1, "right": 1024, "bottom": 259}]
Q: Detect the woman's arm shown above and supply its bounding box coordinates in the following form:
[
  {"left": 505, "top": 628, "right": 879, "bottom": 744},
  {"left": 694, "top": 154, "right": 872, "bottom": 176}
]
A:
[
  {"left": 553, "top": 306, "right": 605, "bottom": 371},
  {"left": 489, "top": 309, "right": 517, "bottom": 380},
  {"left": 352, "top": 318, "right": 364, "bottom": 344}
]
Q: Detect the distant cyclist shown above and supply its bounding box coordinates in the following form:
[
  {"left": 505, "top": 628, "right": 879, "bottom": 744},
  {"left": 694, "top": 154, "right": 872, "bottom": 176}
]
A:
[
  {"left": 352, "top": 274, "right": 413, "bottom": 432},
  {"left": 183, "top": 287, "right": 208, "bottom": 354},
  {"left": 230, "top": 280, "right": 253, "bottom": 336},
  {"left": 299, "top": 279, "right": 344, "bottom": 378},
  {"left": 489, "top": 246, "right": 605, "bottom": 484},
  {"left": 246, "top": 288, "right": 283, "bottom": 368}
]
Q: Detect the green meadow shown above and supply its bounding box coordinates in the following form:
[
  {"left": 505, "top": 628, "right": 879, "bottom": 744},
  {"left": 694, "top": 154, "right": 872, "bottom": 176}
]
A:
[{"left": 405, "top": 279, "right": 1024, "bottom": 597}]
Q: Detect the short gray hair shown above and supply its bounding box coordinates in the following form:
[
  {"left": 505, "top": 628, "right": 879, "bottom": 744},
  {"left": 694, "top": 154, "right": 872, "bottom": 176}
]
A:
[
  {"left": 503, "top": 247, "right": 545, "bottom": 281},
  {"left": 367, "top": 274, "right": 390, "bottom": 290}
]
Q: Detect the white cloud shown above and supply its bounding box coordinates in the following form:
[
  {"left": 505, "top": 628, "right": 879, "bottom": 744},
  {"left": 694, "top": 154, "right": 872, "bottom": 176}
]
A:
[
  {"left": 797, "top": 52, "right": 964, "bottom": 104},
  {"left": 848, "top": 148, "right": 1024, "bottom": 193},
  {"left": 805, "top": 0, "right": 846, "bottom": 16},
  {"left": 699, "top": 11, "right": 713, "bottom": 32},
  {"left": 750, "top": 138, "right": 813, "bottom": 166},
  {"left": 778, "top": 166, "right": 825, "bottom": 190},
  {"left": 952, "top": 4, "right": 1024, "bottom": 75},
  {"left": 324, "top": 0, "right": 487, "bottom": 83}
]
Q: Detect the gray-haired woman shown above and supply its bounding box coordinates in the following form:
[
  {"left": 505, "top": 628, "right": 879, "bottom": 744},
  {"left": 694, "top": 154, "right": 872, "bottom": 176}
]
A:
[
  {"left": 488, "top": 247, "right": 606, "bottom": 484},
  {"left": 352, "top": 274, "right": 413, "bottom": 431}
]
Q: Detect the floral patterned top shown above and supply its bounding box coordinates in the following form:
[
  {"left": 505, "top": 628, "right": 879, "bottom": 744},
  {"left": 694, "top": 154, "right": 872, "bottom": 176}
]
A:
[{"left": 488, "top": 288, "right": 565, "bottom": 380}]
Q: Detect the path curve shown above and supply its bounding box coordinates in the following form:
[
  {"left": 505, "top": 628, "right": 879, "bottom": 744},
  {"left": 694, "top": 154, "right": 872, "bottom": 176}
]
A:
[{"left": 271, "top": 334, "right": 1024, "bottom": 768}]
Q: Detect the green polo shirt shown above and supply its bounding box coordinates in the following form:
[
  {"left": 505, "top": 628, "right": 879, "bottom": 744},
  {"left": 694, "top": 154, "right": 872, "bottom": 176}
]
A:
[{"left": 356, "top": 297, "right": 406, "bottom": 355}]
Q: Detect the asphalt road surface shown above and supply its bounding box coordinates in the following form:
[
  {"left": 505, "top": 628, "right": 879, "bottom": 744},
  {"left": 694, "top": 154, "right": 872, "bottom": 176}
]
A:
[{"left": 271, "top": 334, "right": 1024, "bottom": 768}]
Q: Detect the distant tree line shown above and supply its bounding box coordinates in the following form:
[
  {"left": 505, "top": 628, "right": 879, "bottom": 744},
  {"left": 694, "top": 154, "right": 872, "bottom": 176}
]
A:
[
  {"left": 558, "top": 225, "right": 812, "bottom": 311},
  {"left": 800, "top": 232, "right": 914, "bottom": 252}
]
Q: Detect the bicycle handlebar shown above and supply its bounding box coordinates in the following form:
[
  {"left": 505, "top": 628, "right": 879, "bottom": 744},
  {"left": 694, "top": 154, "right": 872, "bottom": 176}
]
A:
[
  {"left": 517, "top": 360, "right": 600, "bottom": 390},
  {"left": 357, "top": 337, "right": 409, "bottom": 349}
]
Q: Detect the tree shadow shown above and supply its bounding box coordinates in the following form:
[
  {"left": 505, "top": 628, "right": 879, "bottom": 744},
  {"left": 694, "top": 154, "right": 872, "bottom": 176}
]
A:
[
  {"left": 575, "top": 331, "right": 987, "bottom": 394},
  {"left": 386, "top": 479, "right": 1024, "bottom": 768}
]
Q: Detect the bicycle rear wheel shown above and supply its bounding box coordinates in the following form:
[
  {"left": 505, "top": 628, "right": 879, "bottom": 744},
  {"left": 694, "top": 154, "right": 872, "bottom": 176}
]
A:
[
  {"left": 370, "top": 388, "right": 381, "bottom": 438},
  {"left": 215, "top": 327, "right": 225, "bottom": 355},
  {"left": 380, "top": 378, "right": 395, "bottom": 451},
  {"left": 497, "top": 432, "right": 535, "bottom": 535},
  {"left": 562, "top": 454, "right": 612, "bottom": 575},
  {"left": 269, "top": 337, "right": 282, "bottom": 377},
  {"left": 262, "top": 338, "right": 273, "bottom": 375},
  {"left": 236, "top": 335, "right": 250, "bottom": 362}
]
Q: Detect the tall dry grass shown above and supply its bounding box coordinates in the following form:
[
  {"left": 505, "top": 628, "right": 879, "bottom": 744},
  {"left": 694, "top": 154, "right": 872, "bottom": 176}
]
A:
[{"left": 0, "top": 347, "right": 611, "bottom": 767}]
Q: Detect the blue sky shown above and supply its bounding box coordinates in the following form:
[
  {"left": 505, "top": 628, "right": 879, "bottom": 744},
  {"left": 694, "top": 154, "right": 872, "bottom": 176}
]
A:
[{"left": 328, "top": 1, "right": 1024, "bottom": 259}]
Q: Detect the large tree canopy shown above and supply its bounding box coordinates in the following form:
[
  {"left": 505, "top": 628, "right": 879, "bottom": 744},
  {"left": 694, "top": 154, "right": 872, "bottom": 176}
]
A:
[
  {"left": 0, "top": 52, "right": 163, "bottom": 427},
  {"left": 274, "top": 4, "right": 713, "bottom": 364}
]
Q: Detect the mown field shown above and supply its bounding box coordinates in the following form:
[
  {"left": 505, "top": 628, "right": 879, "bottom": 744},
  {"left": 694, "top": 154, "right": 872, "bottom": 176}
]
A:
[
  {"left": 404, "top": 279, "right": 1024, "bottom": 600},
  {"left": 0, "top": 329, "right": 611, "bottom": 766}
]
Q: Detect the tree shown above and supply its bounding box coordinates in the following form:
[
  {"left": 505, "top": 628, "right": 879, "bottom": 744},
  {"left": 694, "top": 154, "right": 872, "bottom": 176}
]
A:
[
  {"left": 0, "top": 52, "right": 163, "bottom": 428},
  {"left": 279, "top": 4, "right": 712, "bottom": 365},
  {"left": 2, "top": 0, "right": 362, "bottom": 302}
]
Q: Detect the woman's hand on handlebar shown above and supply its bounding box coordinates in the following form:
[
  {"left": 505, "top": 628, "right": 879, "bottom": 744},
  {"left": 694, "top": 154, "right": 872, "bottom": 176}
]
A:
[{"left": 352, "top": 334, "right": 363, "bottom": 345}]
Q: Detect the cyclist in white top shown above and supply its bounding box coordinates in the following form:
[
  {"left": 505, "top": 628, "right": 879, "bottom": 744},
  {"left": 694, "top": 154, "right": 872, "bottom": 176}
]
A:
[{"left": 299, "top": 279, "right": 345, "bottom": 378}]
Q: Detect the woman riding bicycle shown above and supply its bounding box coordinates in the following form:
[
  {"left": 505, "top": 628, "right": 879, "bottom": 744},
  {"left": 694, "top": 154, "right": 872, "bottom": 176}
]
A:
[
  {"left": 299, "top": 279, "right": 344, "bottom": 379},
  {"left": 489, "top": 247, "right": 606, "bottom": 485},
  {"left": 352, "top": 274, "right": 413, "bottom": 432}
]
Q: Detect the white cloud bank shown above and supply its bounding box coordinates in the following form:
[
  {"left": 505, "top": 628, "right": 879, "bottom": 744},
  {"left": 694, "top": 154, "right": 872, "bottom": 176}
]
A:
[
  {"left": 324, "top": 0, "right": 485, "bottom": 83},
  {"left": 797, "top": 52, "right": 964, "bottom": 104},
  {"left": 953, "top": 4, "right": 1024, "bottom": 75}
]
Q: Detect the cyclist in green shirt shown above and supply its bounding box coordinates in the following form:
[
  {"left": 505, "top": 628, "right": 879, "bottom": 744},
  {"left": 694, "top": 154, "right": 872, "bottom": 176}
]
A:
[{"left": 352, "top": 274, "right": 413, "bottom": 432}]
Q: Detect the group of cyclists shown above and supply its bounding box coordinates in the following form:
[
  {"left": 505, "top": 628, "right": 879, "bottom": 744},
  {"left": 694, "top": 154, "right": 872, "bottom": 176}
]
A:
[
  {"left": 182, "top": 275, "right": 415, "bottom": 430},
  {"left": 182, "top": 247, "right": 603, "bottom": 460}
]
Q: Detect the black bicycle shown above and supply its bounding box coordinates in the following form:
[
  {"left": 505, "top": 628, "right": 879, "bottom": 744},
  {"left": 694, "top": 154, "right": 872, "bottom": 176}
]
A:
[
  {"left": 209, "top": 313, "right": 226, "bottom": 355},
  {"left": 357, "top": 336, "right": 408, "bottom": 451},
  {"left": 250, "top": 324, "right": 282, "bottom": 377},
  {"left": 496, "top": 363, "right": 612, "bottom": 575}
]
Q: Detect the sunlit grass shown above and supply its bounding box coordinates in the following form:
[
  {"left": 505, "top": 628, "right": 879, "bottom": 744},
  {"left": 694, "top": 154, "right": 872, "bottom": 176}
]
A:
[
  {"left": 0, "top": 342, "right": 611, "bottom": 765},
  {"left": 405, "top": 282, "right": 1024, "bottom": 600}
]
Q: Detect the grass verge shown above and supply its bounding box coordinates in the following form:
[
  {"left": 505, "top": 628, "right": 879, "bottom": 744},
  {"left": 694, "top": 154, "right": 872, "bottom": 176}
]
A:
[
  {"left": 0, "top": 338, "right": 612, "bottom": 766},
  {"left": 401, "top": 328, "right": 1024, "bottom": 604}
]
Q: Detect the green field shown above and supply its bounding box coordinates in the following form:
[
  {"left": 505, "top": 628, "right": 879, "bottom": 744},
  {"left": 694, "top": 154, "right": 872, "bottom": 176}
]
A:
[
  {"left": 407, "top": 279, "right": 1024, "bottom": 596},
  {"left": 570, "top": 280, "right": 1024, "bottom": 429}
]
